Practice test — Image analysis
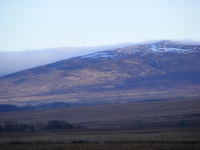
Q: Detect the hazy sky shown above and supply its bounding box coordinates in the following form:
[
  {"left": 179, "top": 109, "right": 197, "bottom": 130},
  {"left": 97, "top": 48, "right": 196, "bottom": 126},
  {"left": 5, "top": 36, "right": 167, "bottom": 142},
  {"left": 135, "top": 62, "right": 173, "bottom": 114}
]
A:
[{"left": 0, "top": 0, "right": 200, "bottom": 51}]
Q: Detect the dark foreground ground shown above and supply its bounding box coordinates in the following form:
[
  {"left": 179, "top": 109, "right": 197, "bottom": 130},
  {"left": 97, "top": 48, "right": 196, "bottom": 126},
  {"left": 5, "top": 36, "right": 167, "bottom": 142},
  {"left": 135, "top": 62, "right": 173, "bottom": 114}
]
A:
[
  {"left": 1, "top": 142, "right": 200, "bottom": 150},
  {"left": 1, "top": 128, "right": 200, "bottom": 142},
  {"left": 0, "top": 128, "right": 200, "bottom": 150}
]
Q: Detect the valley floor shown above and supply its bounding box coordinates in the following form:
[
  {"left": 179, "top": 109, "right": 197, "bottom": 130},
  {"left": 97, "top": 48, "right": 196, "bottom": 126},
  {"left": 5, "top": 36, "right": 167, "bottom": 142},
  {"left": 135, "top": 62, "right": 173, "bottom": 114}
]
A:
[{"left": 0, "top": 98, "right": 199, "bottom": 129}]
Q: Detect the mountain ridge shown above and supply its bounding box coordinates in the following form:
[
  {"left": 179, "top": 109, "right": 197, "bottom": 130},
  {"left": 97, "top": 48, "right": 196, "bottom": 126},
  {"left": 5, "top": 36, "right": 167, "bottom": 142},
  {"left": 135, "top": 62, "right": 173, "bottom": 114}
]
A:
[
  {"left": 78, "top": 40, "right": 200, "bottom": 59},
  {"left": 0, "top": 40, "right": 200, "bottom": 106}
]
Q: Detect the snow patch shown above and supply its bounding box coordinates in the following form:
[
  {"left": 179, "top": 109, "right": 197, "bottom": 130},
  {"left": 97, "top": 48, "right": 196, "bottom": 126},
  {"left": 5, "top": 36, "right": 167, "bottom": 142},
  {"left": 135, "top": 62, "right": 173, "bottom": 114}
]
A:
[
  {"left": 150, "top": 45, "right": 191, "bottom": 53},
  {"left": 80, "top": 52, "right": 114, "bottom": 58}
]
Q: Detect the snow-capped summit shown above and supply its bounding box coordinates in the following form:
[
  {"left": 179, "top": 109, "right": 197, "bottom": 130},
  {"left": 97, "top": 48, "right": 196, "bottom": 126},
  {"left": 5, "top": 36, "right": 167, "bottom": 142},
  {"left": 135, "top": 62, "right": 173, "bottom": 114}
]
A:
[
  {"left": 115, "top": 40, "right": 200, "bottom": 55},
  {"left": 149, "top": 40, "right": 199, "bottom": 53},
  {"left": 78, "top": 40, "right": 200, "bottom": 59}
]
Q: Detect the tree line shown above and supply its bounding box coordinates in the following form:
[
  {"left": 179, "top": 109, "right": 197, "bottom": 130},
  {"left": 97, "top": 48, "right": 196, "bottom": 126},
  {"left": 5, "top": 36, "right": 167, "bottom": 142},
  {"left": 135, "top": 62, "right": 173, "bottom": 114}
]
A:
[{"left": 0, "top": 120, "right": 83, "bottom": 132}]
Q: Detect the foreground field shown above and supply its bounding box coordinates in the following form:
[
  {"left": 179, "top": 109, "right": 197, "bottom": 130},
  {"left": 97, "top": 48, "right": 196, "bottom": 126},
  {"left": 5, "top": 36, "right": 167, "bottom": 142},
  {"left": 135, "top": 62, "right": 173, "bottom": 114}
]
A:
[
  {"left": 0, "top": 128, "right": 200, "bottom": 150},
  {"left": 0, "top": 98, "right": 199, "bottom": 149},
  {"left": 0, "top": 128, "right": 200, "bottom": 143},
  {"left": 0, "top": 142, "right": 200, "bottom": 150}
]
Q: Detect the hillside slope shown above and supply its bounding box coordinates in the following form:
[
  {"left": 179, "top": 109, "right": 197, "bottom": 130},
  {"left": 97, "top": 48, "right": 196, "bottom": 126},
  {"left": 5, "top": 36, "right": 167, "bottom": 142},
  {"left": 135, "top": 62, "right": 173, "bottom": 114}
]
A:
[{"left": 0, "top": 40, "right": 200, "bottom": 105}]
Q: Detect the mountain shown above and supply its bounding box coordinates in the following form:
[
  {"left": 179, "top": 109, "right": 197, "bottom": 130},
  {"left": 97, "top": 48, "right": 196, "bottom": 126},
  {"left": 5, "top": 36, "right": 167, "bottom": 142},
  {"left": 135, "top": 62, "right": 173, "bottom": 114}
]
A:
[
  {"left": 0, "top": 40, "right": 200, "bottom": 106},
  {"left": 0, "top": 43, "right": 135, "bottom": 77}
]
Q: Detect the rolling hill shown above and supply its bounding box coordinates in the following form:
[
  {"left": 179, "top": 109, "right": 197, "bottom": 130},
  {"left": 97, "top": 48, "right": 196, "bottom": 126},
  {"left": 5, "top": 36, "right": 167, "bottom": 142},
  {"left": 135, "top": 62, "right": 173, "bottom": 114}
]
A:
[{"left": 0, "top": 40, "right": 200, "bottom": 106}]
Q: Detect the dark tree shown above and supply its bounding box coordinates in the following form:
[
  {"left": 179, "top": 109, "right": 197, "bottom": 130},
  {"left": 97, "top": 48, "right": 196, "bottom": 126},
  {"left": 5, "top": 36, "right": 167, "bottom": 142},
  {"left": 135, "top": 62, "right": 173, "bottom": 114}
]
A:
[
  {"left": 0, "top": 124, "right": 3, "bottom": 132},
  {"left": 0, "top": 120, "right": 80, "bottom": 132}
]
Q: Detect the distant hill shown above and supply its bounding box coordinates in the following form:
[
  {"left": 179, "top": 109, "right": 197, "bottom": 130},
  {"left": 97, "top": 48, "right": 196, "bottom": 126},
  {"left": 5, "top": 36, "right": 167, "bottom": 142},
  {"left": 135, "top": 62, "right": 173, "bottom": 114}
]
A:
[{"left": 0, "top": 40, "right": 200, "bottom": 106}]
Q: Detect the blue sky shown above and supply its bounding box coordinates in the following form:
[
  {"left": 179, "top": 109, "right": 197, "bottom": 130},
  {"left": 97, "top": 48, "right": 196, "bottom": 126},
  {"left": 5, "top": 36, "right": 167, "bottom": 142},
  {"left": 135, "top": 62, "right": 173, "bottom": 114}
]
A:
[{"left": 0, "top": 0, "right": 200, "bottom": 51}]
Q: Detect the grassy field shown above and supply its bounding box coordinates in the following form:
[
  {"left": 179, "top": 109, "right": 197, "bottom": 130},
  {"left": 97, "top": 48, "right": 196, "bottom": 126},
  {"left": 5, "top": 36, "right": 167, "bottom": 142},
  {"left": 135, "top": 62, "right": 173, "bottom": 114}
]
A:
[{"left": 0, "top": 98, "right": 199, "bottom": 129}]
